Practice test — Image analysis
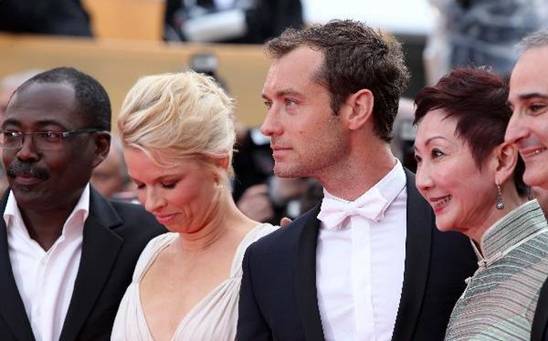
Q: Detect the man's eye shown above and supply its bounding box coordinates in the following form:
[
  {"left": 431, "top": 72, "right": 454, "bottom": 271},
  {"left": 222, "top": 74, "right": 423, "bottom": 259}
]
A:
[
  {"left": 529, "top": 103, "right": 546, "bottom": 114},
  {"left": 285, "top": 99, "right": 297, "bottom": 107},
  {"left": 40, "top": 131, "right": 63, "bottom": 142},
  {"left": 3, "top": 131, "right": 20, "bottom": 139}
]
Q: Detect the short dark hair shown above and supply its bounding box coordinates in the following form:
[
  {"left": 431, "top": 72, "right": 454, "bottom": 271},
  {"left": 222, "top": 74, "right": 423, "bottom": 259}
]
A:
[
  {"left": 266, "top": 19, "right": 410, "bottom": 142},
  {"left": 15, "top": 67, "right": 111, "bottom": 131},
  {"left": 414, "top": 67, "right": 527, "bottom": 195}
]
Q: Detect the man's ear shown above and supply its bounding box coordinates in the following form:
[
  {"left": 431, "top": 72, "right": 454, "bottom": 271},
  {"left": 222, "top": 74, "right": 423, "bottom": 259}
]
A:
[
  {"left": 91, "top": 132, "right": 111, "bottom": 168},
  {"left": 494, "top": 142, "right": 518, "bottom": 185},
  {"left": 343, "top": 89, "right": 375, "bottom": 130}
]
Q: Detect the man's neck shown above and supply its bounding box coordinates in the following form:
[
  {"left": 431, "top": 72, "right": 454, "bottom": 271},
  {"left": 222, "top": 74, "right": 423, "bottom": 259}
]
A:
[
  {"left": 19, "top": 203, "right": 78, "bottom": 251},
  {"left": 318, "top": 145, "right": 397, "bottom": 201}
]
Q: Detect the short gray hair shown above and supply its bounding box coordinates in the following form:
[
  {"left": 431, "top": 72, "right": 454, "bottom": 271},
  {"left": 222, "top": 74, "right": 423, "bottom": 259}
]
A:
[{"left": 519, "top": 28, "right": 548, "bottom": 52}]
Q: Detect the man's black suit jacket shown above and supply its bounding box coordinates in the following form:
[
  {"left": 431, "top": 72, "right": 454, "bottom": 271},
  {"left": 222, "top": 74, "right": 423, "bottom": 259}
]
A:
[
  {"left": 0, "top": 188, "right": 165, "bottom": 341},
  {"left": 531, "top": 279, "right": 548, "bottom": 341},
  {"left": 238, "top": 170, "right": 477, "bottom": 341}
]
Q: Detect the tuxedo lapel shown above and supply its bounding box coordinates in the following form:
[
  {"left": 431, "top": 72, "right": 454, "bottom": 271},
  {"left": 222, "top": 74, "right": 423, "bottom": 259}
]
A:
[
  {"left": 391, "top": 170, "right": 433, "bottom": 341},
  {"left": 59, "top": 190, "right": 123, "bottom": 341},
  {"left": 531, "top": 279, "right": 548, "bottom": 341},
  {"left": 0, "top": 192, "right": 36, "bottom": 341},
  {"left": 294, "top": 204, "right": 325, "bottom": 341}
]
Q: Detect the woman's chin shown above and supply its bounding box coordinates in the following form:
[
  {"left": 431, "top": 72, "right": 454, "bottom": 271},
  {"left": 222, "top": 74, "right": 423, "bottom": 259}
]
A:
[{"left": 434, "top": 218, "right": 455, "bottom": 233}]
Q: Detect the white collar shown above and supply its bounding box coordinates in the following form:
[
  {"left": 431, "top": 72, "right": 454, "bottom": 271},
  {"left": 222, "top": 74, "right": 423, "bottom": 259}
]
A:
[
  {"left": 319, "top": 160, "right": 406, "bottom": 228},
  {"left": 3, "top": 184, "right": 91, "bottom": 241},
  {"left": 322, "top": 159, "right": 406, "bottom": 210}
]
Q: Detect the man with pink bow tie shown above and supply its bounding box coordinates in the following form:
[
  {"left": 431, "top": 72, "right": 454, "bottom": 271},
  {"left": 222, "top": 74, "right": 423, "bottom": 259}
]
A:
[{"left": 237, "top": 20, "right": 477, "bottom": 341}]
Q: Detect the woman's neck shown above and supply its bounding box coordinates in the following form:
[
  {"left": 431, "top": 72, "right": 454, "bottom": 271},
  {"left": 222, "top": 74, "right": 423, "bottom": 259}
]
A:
[
  {"left": 176, "top": 192, "right": 257, "bottom": 252},
  {"left": 469, "top": 184, "right": 526, "bottom": 250}
]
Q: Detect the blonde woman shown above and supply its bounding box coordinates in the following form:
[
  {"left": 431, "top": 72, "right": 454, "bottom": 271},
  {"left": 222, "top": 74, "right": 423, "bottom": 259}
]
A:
[{"left": 111, "top": 71, "right": 277, "bottom": 340}]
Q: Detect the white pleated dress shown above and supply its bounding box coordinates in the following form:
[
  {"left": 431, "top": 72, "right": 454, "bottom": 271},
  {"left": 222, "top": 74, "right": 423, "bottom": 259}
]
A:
[{"left": 111, "top": 223, "right": 277, "bottom": 341}]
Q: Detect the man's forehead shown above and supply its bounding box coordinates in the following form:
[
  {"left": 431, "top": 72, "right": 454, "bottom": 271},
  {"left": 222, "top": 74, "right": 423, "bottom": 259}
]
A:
[
  {"left": 263, "top": 49, "right": 324, "bottom": 95},
  {"left": 10, "top": 81, "right": 75, "bottom": 105},
  {"left": 4, "top": 82, "right": 78, "bottom": 128},
  {"left": 509, "top": 48, "right": 548, "bottom": 101},
  {"left": 10, "top": 80, "right": 74, "bottom": 105},
  {"left": 273, "top": 47, "right": 324, "bottom": 71}
]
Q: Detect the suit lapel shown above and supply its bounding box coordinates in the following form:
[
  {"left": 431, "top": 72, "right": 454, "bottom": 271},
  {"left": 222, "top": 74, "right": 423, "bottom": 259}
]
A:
[
  {"left": 531, "top": 279, "right": 548, "bottom": 341},
  {"left": 294, "top": 204, "right": 325, "bottom": 341},
  {"left": 391, "top": 170, "right": 433, "bottom": 341},
  {"left": 59, "top": 190, "right": 123, "bottom": 341},
  {"left": 0, "top": 191, "right": 36, "bottom": 341}
]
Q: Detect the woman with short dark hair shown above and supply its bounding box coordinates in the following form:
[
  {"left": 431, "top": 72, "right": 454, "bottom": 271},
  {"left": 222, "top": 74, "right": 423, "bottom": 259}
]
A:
[{"left": 414, "top": 67, "right": 548, "bottom": 340}]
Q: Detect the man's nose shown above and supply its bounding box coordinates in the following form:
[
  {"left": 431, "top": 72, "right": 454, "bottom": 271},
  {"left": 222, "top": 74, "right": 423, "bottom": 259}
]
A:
[
  {"left": 505, "top": 114, "right": 521, "bottom": 144},
  {"left": 15, "top": 134, "right": 40, "bottom": 161},
  {"left": 260, "top": 106, "right": 283, "bottom": 137}
]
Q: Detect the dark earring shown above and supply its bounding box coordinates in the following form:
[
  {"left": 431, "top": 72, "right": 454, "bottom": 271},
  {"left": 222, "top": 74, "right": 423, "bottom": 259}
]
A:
[{"left": 496, "top": 184, "right": 505, "bottom": 210}]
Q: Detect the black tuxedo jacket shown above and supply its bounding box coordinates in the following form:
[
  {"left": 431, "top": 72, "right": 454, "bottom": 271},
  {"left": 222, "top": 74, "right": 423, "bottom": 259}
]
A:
[
  {"left": 238, "top": 170, "right": 477, "bottom": 341},
  {"left": 0, "top": 188, "right": 165, "bottom": 341},
  {"left": 531, "top": 279, "right": 548, "bottom": 341}
]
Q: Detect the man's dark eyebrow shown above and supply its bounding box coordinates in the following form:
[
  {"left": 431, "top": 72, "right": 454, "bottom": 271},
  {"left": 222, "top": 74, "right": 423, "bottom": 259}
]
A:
[
  {"left": 1, "top": 118, "right": 21, "bottom": 128},
  {"left": 262, "top": 89, "right": 303, "bottom": 101},
  {"left": 277, "top": 89, "right": 303, "bottom": 98},
  {"left": 518, "top": 92, "right": 548, "bottom": 100},
  {"left": 1, "top": 118, "right": 67, "bottom": 130},
  {"left": 36, "top": 119, "right": 66, "bottom": 128}
]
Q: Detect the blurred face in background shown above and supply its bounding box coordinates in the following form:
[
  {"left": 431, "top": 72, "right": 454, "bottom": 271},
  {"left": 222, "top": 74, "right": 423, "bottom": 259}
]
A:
[
  {"left": 0, "top": 81, "right": 8, "bottom": 193},
  {"left": 414, "top": 109, "right": 499, "bottom": 240},
  {"left": 91, "top": 149, "right": 127, "bottom": 198},
  {"left": 0, "top": 86, "right": 14, "bottom": 116}
]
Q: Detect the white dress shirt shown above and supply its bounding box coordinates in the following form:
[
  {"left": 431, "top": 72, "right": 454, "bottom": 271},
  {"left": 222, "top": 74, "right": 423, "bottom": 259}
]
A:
[
  {"left": 3, "top": 185, "right": 90, "bottom": 341},
  {"left": 316, "top": 161, "right": 407, "bottom": 341}
]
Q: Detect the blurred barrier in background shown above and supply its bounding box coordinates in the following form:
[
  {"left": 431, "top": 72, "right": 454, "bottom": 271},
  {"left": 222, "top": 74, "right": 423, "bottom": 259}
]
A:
[
  {"left": 83, "top": 0, "right": 165, "bottom": 41},
  {"left": 0, "top": 34, "right": 270, "bottom": 128}
]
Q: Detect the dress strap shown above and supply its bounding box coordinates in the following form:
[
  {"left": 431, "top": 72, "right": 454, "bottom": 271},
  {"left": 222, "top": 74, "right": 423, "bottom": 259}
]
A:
[{"left": 132, "top": 232, "right": 178, "bottom": 281}]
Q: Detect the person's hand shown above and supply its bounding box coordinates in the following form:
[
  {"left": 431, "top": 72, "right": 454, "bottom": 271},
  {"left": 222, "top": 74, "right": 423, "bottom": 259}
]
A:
[
  {"left": 280, "top": 217, "right": 293, "bottom": 227},
  {"left": 237, "top": 184, "right": 274, "bottom": 222}
]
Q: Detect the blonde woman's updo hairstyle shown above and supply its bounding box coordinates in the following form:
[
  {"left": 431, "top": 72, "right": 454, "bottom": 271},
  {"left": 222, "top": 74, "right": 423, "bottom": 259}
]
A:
[{"left": 117, "top": 71, "right": 236, "bottom": 178}]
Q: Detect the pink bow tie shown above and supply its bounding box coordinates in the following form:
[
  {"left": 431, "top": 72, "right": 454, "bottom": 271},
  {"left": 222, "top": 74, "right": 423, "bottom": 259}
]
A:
[{"left": 317, "top": 187, "right": 389, "bottom": 229}]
